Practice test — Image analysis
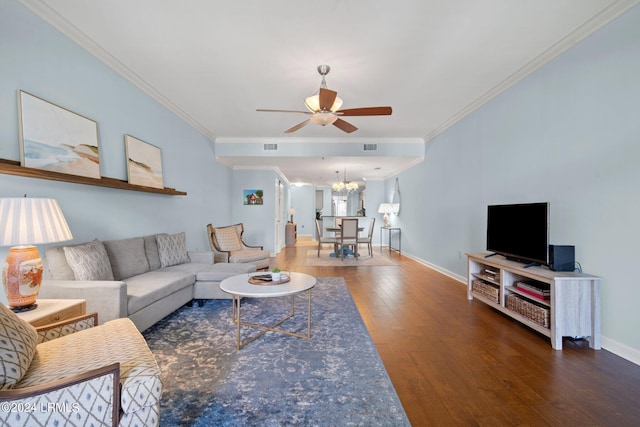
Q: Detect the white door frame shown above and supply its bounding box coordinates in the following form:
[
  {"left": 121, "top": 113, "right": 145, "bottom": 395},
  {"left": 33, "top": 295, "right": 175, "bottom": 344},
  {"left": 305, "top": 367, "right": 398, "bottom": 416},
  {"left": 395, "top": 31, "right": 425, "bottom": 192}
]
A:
[{"left": 274, "top": 178, "right": 285, "bottom": 253}]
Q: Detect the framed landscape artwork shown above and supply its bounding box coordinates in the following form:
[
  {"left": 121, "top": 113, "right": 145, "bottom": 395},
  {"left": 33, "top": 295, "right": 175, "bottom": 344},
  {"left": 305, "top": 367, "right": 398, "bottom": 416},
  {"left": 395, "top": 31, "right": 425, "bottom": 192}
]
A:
[
  {"left": 125, "top": 135, "right": 164, "bottom": 189},
  {"left": 18, "top": 90, "right": 101, "bottom": 179},
  {"left": 244, "top": 189, "right": 264, "bottom": 205}
]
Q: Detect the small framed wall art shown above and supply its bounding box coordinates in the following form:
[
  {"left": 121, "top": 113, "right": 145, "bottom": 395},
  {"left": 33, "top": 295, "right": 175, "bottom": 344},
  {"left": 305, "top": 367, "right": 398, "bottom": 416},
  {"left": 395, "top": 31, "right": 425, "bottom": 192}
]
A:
[
  {"left": 244, "top": 189, "right": 264, "bottom": 205},
  {"left": 18, "top": 90, "right": 101, "bottom": 179},
  {"left": 125, "top": 134, "right": 164, "bottom": 189}
]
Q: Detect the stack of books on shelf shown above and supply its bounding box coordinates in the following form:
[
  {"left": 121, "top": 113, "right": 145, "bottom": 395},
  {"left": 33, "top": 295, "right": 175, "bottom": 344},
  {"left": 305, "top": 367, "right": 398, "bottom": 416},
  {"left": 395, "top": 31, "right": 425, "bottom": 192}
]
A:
[
  {"left": 482, "top": 267, "right": 499, "bottom": 282},
  {"left": 515, "top": 281, "right": 550, "bottom": 301}
]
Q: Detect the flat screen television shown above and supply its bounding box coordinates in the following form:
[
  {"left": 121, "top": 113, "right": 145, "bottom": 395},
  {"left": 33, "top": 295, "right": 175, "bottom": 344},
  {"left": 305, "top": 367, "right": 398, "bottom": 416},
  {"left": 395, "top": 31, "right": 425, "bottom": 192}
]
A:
[{"left": 486, "top": 202, "right": 549, "bottom": 266}]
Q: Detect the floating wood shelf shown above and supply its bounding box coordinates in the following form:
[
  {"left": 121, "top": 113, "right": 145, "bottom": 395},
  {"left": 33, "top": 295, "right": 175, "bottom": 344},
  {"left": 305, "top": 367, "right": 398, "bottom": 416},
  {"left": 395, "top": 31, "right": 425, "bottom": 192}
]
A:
[{"left": 0, "top": 159, "right": 187, "bottom": 196}]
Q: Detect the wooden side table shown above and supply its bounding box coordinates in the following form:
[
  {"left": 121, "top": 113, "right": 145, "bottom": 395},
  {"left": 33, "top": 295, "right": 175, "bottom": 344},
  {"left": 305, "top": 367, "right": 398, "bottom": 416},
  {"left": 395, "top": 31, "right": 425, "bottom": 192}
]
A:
[
  {"left": 15, "top": 299, "right": 86, "bottom": 327},
  {"left": 286, "top": 222, "right": 297, "bottom": 246}
]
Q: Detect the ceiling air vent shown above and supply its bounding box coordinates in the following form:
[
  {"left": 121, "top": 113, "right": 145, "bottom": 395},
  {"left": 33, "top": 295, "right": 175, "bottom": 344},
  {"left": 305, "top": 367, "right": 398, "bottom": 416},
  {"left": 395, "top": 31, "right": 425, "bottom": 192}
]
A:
[
  {"left": 264, "top": 143, "right": 278, "bottom": 151},
  {"left": 363, "top": 144, "right": 377, "bottom": 151}
]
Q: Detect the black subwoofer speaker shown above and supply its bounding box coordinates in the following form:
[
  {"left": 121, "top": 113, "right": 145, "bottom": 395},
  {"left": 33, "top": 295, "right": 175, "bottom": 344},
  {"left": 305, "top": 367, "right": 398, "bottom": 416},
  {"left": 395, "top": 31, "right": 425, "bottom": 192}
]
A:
[{"left": 549, "top": 245, "right": 575, "bottom": 272}]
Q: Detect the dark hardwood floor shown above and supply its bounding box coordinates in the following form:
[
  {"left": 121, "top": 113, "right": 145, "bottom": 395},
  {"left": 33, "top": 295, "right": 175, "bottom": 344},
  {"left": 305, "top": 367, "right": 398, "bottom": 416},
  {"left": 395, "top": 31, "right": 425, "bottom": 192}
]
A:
[{"left": 273, "top": 240, "right": 640, "bottom": 426}]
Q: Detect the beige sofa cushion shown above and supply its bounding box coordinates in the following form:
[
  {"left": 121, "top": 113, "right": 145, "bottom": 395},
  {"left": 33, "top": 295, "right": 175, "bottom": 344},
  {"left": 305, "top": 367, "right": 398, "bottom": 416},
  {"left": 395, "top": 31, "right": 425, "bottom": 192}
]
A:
[
  {"left": 125, "top": 271, "right": 195, "bottom": 315},
  {"left": 63, "top": 240, "right": 115, "bottom": 281},
  {"left": 0, "top": 304, "right": 38, "bottom": 390},
  {"left": 229, "top": 248, "right": 270, "bottom": 264},
  {"left": 143, "top": 235, "right": 162, "bottom": 270},
  {"left": 103, "top": 237, "right": 150, "bottom": 280},
  {"left": 162, "top": 262, "right": 255, "bottom": 282},
  {"left": 19, "top": 318, "right": 162, "bottom": 414},
  {"left": 45, "top": 244, "right": 83, "bottom": 280}
]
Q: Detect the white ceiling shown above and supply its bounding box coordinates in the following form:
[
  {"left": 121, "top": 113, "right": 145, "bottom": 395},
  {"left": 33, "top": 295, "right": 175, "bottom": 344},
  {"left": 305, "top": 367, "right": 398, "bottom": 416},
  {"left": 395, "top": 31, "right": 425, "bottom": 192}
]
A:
[{"left": 21, "top": 0, "right": 635, "bottom": 186}]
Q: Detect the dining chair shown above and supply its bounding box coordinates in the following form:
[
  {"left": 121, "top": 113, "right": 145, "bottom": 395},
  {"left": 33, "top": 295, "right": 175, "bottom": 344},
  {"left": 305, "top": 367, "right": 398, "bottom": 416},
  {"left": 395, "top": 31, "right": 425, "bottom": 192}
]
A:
[
  {"left": 330, "top": 217, "right": 342, "bottom": 238},
  {"left": 357, "top": 217, "right": 376, "bottom": 257},
  {"left": 315, "top": 218, "right": 339, "bottom": 257},
  {"left": 338, "top": 218, "right": 359, "bottom": 261}
]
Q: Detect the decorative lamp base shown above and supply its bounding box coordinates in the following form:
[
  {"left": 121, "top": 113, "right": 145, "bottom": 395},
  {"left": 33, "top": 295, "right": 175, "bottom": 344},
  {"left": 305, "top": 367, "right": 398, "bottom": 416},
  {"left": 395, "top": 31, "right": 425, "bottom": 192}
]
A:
[
  {"left": 10, "top": 303, "right": 38, "bottom": 313},
  {"left": 2, "top": 245, "right": 43, "bottom": 308}
]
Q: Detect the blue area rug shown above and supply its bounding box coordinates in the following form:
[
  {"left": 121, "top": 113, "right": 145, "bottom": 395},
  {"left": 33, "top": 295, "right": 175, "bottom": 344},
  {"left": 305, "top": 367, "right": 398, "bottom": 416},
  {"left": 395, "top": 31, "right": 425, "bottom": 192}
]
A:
[{"left": 142, "top": 277, "right": 409, "bottom": 426}]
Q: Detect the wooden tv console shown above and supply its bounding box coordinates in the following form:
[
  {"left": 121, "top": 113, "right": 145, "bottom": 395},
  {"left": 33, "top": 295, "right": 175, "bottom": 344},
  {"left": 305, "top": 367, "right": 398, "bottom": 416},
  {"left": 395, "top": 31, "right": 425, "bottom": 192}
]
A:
[{"left": 467, "top": 252, "right": 601, "bottom": 350}]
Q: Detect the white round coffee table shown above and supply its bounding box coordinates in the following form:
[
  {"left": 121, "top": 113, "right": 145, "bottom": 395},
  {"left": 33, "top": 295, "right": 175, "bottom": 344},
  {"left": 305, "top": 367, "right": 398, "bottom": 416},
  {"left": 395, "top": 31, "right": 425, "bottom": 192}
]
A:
[{"left": 220, "top": 272, "right": 316, "bottom": 349}]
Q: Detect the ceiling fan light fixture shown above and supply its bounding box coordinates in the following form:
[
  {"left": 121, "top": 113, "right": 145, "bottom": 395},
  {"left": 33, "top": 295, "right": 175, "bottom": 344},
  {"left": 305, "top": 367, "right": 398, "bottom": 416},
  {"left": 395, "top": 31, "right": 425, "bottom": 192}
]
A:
[
  {"left": 304, "top": 94, "right": 343, "bottom": 113},
  {"left": 257, "top": 64, "right": 391, "bottom": 134},
  {"left": 310, "top": 112, "right": 338, "bottom": 126}
]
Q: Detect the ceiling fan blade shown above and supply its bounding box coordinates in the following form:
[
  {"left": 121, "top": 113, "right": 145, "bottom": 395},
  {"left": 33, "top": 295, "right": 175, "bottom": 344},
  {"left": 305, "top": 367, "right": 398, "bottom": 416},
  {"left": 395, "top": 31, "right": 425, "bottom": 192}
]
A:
[
  {"left": 318, "top": 88, "right": 338, "bottom": 111},
  {"left": 333, "top": 118, "right": 358, "bottom": 133},
  {"left": 285, "top": 119, "right": 311, "bottom": 133},
  {"left": 257, "top": 109, "right": 311, "bottom": 115},
  {"left": 336, "top": 106, "right": 392, "bottom": 116}
]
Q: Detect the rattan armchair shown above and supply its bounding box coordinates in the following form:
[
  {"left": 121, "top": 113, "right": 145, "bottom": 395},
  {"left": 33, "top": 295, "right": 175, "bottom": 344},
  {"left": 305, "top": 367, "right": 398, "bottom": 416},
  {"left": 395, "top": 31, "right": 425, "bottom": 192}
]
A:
[{"left": 207, "top": 223, "right": 270, "bottom": 270}]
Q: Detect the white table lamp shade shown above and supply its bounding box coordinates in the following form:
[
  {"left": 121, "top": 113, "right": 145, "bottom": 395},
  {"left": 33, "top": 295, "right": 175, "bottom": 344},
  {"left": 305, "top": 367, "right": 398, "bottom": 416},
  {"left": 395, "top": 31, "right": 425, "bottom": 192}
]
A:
[
  {"left": 0, "top": 198, "right": 73, "bottom": 308},
  {"left": 0, "top": 198, "right": 73, "bottom": 246},
  {"left": 378, "top": 203, "right": 393, "bottom": 227},
  {"left": 377, "top": 203, "right": 393, "bottom": 215}
]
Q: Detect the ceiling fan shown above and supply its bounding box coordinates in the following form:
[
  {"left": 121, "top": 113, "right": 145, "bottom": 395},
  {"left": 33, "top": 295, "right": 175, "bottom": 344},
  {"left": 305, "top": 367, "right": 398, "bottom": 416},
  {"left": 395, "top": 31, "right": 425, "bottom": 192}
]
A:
[{"left": 257, "top": 65, "right": 392, "bottom": 134}]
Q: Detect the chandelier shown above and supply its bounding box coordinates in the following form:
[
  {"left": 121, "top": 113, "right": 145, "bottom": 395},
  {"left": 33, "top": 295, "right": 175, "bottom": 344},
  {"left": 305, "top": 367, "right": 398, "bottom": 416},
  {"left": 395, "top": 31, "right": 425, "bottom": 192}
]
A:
[{"left": 332, "top": 169, "right": 359, "bottom": 193}]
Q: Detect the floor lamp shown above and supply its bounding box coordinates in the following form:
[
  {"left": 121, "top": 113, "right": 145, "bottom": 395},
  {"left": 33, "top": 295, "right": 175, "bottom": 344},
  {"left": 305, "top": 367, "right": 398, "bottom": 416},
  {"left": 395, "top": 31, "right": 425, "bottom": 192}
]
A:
[{"left": 0, "top": 197, "right": 73, "bottom": 311}]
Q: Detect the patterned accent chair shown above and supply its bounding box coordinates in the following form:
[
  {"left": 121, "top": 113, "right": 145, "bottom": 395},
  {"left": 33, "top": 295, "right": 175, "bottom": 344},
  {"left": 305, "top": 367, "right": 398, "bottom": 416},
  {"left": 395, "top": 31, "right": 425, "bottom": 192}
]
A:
[
  {"left": 207, "top": 223, "right": 270, "bottom": 270},
  {"left": 0, "top": 304, "right": 162, "bottom": 427}
]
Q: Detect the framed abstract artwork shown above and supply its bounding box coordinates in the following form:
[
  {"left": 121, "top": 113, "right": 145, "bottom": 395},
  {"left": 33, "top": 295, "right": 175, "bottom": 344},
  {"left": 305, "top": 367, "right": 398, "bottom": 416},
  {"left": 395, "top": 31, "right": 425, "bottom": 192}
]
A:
[
  {"left": 18, "top": 90, "right": 101, "bottom": 179},
  {"left": 125, "top": 134, "right": 164, "bottom": 189}
]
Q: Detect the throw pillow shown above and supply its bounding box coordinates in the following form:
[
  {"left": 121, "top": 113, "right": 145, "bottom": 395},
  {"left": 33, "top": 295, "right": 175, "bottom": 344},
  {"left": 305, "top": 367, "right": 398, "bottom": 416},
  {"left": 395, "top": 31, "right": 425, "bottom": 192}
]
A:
[
  {"left": 214, "top": 227, "right": 242, "bottom": 252},
  {"left": 103, "top": 237, "right": 150, "bottom": 280},
  {"left": 63, "top": 240, "right": 115, "bottom": 281},
  {"left": 143, "top": 235, "right": 161, "bottom": 270},
  {"left": 0, "top": 304, "right": 38, "bottom": 390},
  {"left": 156, "top": 232, "right": 190, "bottom": 268},
  {"left": 44, "top": 245, "right": 80, "bottom": 280}
]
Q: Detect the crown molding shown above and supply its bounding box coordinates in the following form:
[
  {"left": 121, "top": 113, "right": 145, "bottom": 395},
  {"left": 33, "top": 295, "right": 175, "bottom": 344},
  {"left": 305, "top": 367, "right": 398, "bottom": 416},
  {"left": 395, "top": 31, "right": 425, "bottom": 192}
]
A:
[
  {"left": 424, "top": 0, "right": 640, "bottom": 142},
  {"left": 19, "top": 0, "right": 217, "bottom": 142}
]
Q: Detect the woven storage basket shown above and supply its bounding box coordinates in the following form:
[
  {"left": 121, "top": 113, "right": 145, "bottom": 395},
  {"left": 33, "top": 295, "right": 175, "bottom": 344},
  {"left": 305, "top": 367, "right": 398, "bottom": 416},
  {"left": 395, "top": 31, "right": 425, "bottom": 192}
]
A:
[
  {"left": 506, "top": 294, "right": 550, "bottom": 328},
  {"left": 472, "top": 280, "right": 499, "bottom": 304}
]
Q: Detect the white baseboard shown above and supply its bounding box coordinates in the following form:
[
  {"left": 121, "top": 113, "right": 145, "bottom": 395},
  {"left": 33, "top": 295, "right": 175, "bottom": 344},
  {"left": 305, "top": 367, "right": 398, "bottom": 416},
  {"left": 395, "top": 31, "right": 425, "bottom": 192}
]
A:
[
  {"left": 402, "top": 252, "right": 467, "bottom": 285},
  {"left": 601, "top": 337, "right": 640, "bottom": 366},
  {"left": 402, "top": 251, "right": 640, "bottom": 367}
]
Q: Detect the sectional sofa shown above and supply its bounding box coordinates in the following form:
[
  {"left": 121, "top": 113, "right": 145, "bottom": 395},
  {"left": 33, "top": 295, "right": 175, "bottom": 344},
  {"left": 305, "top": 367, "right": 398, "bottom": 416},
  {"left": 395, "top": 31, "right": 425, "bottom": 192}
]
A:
[{"left": 39, "top": 232, "right": 257, "bottom": 331}]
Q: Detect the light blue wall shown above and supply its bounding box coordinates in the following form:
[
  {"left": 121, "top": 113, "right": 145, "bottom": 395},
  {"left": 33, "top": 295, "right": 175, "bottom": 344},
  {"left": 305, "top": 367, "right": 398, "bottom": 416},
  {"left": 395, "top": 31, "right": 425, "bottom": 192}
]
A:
[
  {"left": 290, "top": 186, "right": 315, "bottom": 238},
  {"left": 396, "top": 5, "right": 640, "bottom": 359},
  {"left": 230, "top": 168, "right": 289, "bottom": 254},
  {"left": 364, "top": 180, "right": 386, "bottom": 243},
  {"left": 0, "top": 1, "right": 232, "bottom": 285}
]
